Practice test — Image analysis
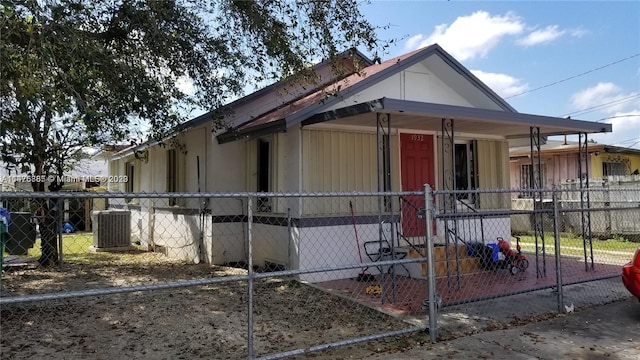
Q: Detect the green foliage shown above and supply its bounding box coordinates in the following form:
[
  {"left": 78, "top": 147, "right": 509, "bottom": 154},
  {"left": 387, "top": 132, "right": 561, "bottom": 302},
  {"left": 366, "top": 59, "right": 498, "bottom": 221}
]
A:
[
  {"left": 1, "top": 0, "right": 386, "bottom": 265},
  {"left": 1, "top": 0, "right": 386, "bottom": 182}
]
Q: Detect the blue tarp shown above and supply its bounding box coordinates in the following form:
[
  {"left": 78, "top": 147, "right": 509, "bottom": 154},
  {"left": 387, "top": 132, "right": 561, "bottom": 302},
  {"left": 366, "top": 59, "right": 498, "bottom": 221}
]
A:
[{"left": 0, "top": 207, "right": 9, "bottom": 226}]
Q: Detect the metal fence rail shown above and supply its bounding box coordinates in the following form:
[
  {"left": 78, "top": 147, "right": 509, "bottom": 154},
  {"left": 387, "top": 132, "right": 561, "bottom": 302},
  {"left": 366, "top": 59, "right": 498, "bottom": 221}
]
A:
[{"left": 0, "top": 187, "right": 638, "bottom": 359}]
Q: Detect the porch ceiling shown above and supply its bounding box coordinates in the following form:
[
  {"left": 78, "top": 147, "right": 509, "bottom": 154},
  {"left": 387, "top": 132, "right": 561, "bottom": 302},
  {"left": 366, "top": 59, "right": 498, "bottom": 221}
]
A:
[{"left": 302, "top": 98, "right": 612, "bottom": 139}]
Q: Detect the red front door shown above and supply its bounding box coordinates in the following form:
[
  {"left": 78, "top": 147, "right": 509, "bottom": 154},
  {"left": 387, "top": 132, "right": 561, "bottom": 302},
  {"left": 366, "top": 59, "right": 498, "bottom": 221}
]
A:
[{"left": 400, "top": 133, "right": 435, "bottom": 236}]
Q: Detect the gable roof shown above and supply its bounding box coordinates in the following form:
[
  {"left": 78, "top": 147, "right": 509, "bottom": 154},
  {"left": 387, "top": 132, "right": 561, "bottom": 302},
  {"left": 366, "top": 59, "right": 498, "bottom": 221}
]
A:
[
  {"left": 217, "top": 44, "right": 519, "bottom": 143},
  {"left": 112, "top": 48, "right": 373, "bottom": 159},
  {"left": 176, "top": 47, "right": 375, "bottom": 133},
  {"left": 113, "top": 43, "right": 613, "bottom": 157},
  {"left": 216, "top": 44, "right": 611, "bottom": 143}
]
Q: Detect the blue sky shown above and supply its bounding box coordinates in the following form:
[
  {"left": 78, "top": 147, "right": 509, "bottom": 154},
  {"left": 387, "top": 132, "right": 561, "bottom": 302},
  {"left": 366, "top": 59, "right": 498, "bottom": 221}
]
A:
[{"left": 360, "top": 0, "right": 640, "bottom": 148}]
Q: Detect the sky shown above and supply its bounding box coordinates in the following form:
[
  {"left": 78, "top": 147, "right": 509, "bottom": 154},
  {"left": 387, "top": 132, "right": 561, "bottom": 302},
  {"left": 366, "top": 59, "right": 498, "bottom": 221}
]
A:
[
  {"left": 358, "top": 0, "right": 640, "bottom": 148},
  {"left": 3, "top": 1, "right": 638, "bottom": 180}
]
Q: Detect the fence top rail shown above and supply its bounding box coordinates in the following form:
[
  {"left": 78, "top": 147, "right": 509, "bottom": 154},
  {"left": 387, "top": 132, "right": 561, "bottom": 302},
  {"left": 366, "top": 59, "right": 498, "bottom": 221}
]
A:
[
  {"left": 0, "top": 190, "right": 425, "bottom": 199},
  {"left": 435, "top": 187, "right": 640, "bottom": 195},
  {"left": 2, "top": 188, "right": 639, "bottom": 199},
  {"left": 435, "top": 188, "right": 547, "bottom": 195}
]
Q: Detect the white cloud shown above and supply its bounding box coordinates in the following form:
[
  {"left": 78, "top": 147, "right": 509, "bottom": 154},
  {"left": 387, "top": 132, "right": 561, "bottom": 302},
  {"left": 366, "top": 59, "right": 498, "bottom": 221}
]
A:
[
  {"left": 517, "top": 25, "right": 565, "bottom": 47},
  {"left": 516, "top": 25, "right": 586, "bottom": 47},
  {"left": 403, "top": 11, "right": 525, "bottom": 61},
  {"left": 405, "top": 34, "right": 427, "bottom": 52},
  {"left": 404, "top": 11, "right": 585, "bottom": 59},
  {"left": 589, "top": 111, "right": 640, "bottom": 149},
  {"left": 569, "top": 28, "right": 588, "bottom": 38},
  {"left": 471, "top": 70, "right": 529, "bottom": 98},
  {"left": 570, "top": 82, "right": 638, "bottom": 115},
  {"left": 569, "top": 83, "right": 640, "bottom": 149}
]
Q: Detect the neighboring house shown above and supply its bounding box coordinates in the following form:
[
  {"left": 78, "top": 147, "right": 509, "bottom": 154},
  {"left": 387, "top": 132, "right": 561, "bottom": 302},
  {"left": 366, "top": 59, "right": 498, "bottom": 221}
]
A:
[
  {"left": 509, "top": 139, "right": 640, "bottom": 194},
  {"left": 107, "top": 44, "right": 610, "bottom": 282},
  {"left": 0, "top": 147, "right": 120, "bottom": 231},
  {"left": 2, "top": 147, "right": 112, "bottom": 192}
]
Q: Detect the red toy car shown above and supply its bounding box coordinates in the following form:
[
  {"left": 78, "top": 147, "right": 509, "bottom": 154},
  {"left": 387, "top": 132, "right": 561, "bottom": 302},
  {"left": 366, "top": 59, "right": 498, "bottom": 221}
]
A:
[{"left": 622, "top": 248, "right": 640, "bottom": 300}]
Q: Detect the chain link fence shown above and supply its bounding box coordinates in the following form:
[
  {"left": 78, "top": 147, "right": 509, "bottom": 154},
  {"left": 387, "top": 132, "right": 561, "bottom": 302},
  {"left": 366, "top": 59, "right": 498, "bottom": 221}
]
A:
[
  {"left": 1, "top": 187, "right": 638, "bottom": 359},
  {"left": 434, "top": 187, "right": 638, "bottom": 339}
]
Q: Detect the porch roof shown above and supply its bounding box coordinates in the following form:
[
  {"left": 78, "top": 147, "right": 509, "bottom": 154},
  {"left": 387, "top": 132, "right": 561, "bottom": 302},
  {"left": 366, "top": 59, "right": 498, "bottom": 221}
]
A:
[
  {"left": 217, "top": 97, "right": 612, "bottom": 143},
  {"left": 307, "top": 98, "right": 612, "bottom": 138}
]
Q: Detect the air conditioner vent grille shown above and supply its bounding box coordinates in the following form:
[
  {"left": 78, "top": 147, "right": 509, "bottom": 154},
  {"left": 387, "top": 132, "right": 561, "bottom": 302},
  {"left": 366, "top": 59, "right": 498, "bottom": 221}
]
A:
[{"left": 92, "top": 210, "right": 131, "bottom": 248}]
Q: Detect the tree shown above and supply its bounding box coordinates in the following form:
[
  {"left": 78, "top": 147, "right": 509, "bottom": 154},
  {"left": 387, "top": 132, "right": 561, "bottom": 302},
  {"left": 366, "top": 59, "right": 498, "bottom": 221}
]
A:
[{"left": 0, "top": 0, "right": 386, "bottom": 266}]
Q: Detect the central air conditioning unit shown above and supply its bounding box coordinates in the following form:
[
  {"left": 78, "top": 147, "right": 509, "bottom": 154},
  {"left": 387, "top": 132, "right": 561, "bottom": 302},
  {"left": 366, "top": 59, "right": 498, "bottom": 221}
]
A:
[{"left": 92, "top": 210, "right": 131, "bottom": 249}]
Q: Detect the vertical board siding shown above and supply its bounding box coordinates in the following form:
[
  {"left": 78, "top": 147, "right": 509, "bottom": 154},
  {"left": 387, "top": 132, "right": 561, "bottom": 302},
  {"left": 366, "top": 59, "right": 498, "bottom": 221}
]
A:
[
  {"left": 302, "top": 129, "right": 398, "bottom": 215},
  {"left": 476, "top": 139, "right": 510, "bottom": 209}
]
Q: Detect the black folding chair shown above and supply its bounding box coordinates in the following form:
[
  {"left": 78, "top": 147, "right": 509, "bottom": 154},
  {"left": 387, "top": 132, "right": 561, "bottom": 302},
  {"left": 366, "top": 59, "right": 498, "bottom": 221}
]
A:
[{"left": 363, "top": 237, "right": 411, "bottom": 278}]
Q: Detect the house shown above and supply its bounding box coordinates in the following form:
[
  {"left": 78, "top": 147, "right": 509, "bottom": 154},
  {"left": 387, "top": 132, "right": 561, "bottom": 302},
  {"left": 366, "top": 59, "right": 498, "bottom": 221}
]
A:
[
  {"left": 107, "top": 44, "right": 611, "bottom": 282},
  {"left": 509, "top": 139, "right": 640, "bottom": 193},
  {"left": 510, "top": 139, "right": 640, "bottom": 237}
]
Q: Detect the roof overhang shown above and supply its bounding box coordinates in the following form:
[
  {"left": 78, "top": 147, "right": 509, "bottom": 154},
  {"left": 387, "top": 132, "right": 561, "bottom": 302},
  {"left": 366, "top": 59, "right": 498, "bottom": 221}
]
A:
[
  {"left": 217, "top": 120, "right": 287, "bottom": 144},
  {"left": 302, "top": 98, "right": 612, "bottom": 139}
]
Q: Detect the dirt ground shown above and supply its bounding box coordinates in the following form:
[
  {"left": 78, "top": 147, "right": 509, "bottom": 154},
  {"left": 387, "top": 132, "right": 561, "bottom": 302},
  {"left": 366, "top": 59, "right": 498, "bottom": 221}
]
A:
[{"left": 0, "top": 251, "right": 421, "bottom": 360}]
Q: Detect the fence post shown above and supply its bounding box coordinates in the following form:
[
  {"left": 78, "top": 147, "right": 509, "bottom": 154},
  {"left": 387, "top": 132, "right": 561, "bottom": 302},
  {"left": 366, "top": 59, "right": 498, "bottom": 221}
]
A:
[
  {"left": 423, "top": 184, "right": 438, "bottom": 342},
  {"left": 57, "top": 197, "right": 64, "bottom": 269},
  {"left": 553, "top": 188, "right": 564, "bottom": 313},
  {"left": 246, "top": 196, "right": 254, "bottom": 359},
  {"left": 287, "top": 207, "right": 291, "bottom": 270}
]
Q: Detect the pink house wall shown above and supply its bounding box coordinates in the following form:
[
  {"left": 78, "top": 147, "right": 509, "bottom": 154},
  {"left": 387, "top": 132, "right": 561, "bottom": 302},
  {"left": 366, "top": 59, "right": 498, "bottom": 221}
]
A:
[{"left": 510, "top": 153, "right": 589, "bottom": 191}]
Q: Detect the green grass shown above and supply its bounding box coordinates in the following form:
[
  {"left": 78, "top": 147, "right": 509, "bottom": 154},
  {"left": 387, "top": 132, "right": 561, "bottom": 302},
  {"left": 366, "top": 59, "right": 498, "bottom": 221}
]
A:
[
  {"left": 2, "top": 233, "right": 93, "bottom": 259},
  {"left": 517, "top": 234, "right": 639, "bottom": 258},
  {"left": 2, "top": 232, "right": 152, "bottom": 265}
]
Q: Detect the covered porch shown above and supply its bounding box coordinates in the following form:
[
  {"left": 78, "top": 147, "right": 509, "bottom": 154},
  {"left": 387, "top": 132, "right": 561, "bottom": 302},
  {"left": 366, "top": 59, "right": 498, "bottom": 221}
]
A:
[{"left": 293, "top": 97, "right": 611, "bottom": 282}]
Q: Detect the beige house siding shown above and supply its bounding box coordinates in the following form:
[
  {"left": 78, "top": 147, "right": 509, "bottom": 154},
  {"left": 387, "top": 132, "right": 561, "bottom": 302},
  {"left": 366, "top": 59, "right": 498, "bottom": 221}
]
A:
[
  {"left": 476, "top": 139, "right": 510, "bottom": 209},
  {"left": 301, "top": 128, "right": 399, "bottom": 215},
  {"left": 436, "top": 137, "right": 510, "bottom": 209}
]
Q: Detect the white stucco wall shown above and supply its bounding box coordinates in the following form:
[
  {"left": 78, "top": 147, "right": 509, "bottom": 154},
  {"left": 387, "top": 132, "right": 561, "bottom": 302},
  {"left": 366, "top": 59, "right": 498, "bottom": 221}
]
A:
[
  {"left": 250, "top": 222, "right": 290, "bottom": 267},
  {"left": 211, "top": 222, "right": 245, "bottom": 264},
  {"left": 297, "top": 222, "right": 394, "bottom": 283},
  {"left": 152, "top": 209, "right": 213, "bottom": 263}
]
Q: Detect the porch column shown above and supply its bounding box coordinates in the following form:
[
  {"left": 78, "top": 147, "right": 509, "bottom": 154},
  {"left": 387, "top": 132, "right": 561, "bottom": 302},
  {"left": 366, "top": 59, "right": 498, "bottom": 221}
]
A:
[
  {"left": 376, "top": 113, "right": 392, "bottom": 210},
  {"left": 441, "top": 118, "right": 460, "bottom": 289},
  {"left": 376, "top": 112, "right": 398, "bottom": 303},
  {"left": 530, "top": 126, "right": 546, "bottom": 278},
  {"left": 578, "top": 133, "right": 594, "bottom": 271}
]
